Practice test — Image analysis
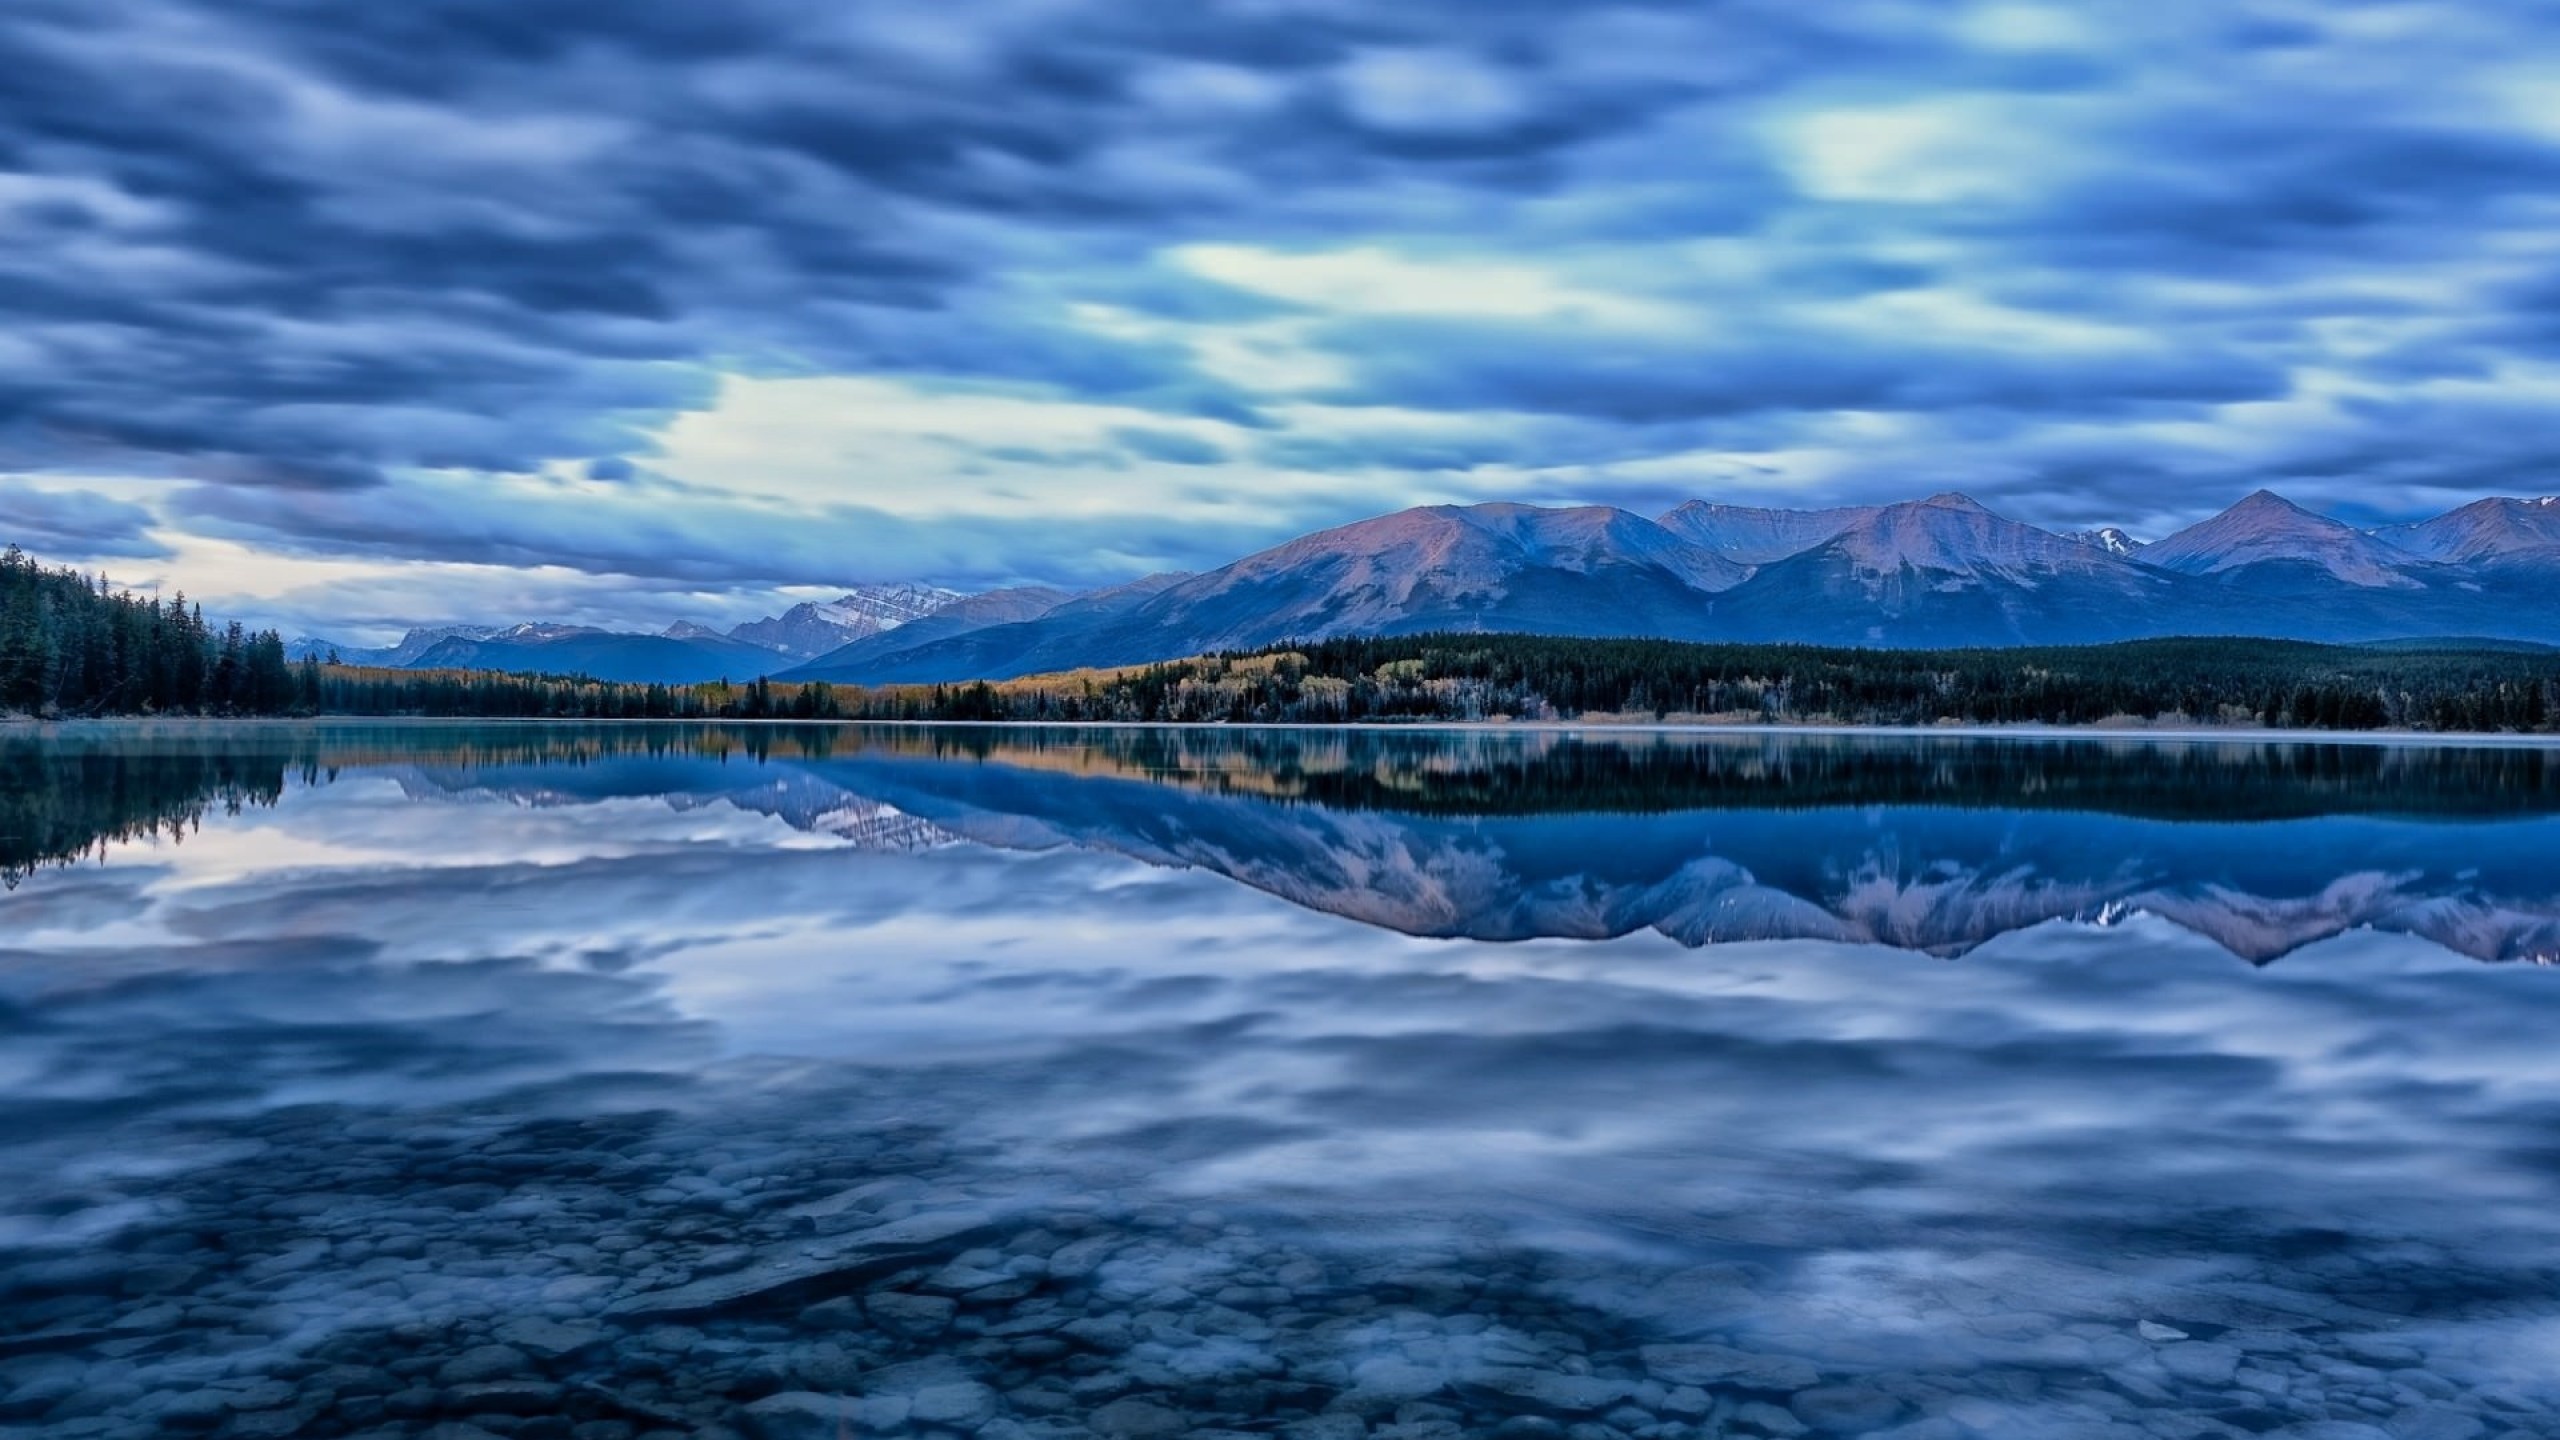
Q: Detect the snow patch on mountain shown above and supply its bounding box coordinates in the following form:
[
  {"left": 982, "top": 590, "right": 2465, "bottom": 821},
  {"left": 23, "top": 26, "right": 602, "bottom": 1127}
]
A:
[
  {"left": 726, "top": 582, "right": 968, "bottom": 658},
  {"left": 2067, "top": 527, "right": 2145, "bottom": 557}
]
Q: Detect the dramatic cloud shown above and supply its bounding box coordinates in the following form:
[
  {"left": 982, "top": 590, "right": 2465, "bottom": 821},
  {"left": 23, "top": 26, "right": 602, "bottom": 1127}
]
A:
[
  {"left": 5, "top": 0, "right": 2560, "bottom": 630},
  {"left": 0, "top": 481, "right": 169, "bottom": 560}
]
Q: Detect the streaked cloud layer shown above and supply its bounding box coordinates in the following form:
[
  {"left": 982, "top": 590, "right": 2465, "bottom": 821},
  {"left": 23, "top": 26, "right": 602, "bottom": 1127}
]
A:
[{"left": 5, "top": 0, "right": 2560, "bottom": 632}]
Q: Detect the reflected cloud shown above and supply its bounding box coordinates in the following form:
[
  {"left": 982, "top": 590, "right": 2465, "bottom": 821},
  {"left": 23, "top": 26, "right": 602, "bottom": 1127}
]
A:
[{"left": 5, "top": 723, "right": 2560, "bottom": 1434}]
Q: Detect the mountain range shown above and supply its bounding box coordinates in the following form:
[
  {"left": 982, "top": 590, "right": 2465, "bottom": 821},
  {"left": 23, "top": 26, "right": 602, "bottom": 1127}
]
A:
[
  {"left": 290, "top": 490, "right": 2560, "bottom": 686},
  {"left": 779, "top": 489, "right": 2560, "bottom": 684}
]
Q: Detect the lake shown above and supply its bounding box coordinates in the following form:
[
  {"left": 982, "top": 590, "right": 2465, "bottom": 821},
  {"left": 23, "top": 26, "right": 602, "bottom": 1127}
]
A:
[{"left": 4, "top": 722, "right": 2558, "bottom": 1440}]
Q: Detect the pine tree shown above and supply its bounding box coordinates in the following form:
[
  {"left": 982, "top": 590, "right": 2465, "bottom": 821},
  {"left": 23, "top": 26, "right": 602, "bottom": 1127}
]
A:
[{"left": 0, "top": 554, "right": 44, "bottom": 714}]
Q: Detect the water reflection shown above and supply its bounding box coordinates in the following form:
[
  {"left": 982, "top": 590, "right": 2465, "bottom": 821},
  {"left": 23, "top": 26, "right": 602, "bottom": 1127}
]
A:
[
  {"left": 22, "top": 722, "right": 2552, "bottom": 962},
  {"left": 3, "top": 723, "right": 2558, "bottom": 1439}
]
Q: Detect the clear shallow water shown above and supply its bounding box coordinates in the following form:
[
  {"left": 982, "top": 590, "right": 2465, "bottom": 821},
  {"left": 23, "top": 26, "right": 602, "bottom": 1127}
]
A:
[{"left": 4, "top": 724, "right": 2560, "bottom": 1440}]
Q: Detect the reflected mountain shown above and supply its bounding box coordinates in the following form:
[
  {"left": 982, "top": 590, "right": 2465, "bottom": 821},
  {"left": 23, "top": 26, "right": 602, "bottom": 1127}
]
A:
[
  {"left": 32, "top": 721, "right": 2558, "bottom": 965},
  {"left": 800, "top": 732, "right": 2560, "bottom": 965}
]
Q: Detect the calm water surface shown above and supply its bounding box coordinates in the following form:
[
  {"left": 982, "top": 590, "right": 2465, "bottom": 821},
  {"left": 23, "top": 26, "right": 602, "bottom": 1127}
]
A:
[{"left": 4, "top": 722, "right": 2559, "bottom": 1440}]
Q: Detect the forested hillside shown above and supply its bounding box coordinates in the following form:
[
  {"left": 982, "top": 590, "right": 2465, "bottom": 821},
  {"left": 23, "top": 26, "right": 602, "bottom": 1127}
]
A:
[
  {"left": 306, "top": 633, "right": 2560, "bottom": 734},
  {"left": 959, "top": 634, "right": 2554, "bottom": 731},
  {"left": 0, "top": 547, "right": 313, "bottom": 716}
]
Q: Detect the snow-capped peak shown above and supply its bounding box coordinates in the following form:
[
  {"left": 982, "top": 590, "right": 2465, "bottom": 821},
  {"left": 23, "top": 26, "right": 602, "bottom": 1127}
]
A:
[
  {"left": 2066, "top": 527, "right": 2144, "bottom": 557},
  {"left": 722, "top": 582, "right": 970, "bottom": 659},
  {"left": 819, "top": 582, "right": 968, "bottom": 629},
  {"left": 492, "top": 621, "right": 602, "bottom": 642}
]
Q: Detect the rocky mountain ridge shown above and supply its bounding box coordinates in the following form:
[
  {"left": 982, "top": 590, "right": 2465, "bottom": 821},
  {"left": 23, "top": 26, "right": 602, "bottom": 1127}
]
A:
[
  {"left": 781, "top": 488, "right": 2560, "bottom": 684},
  {"left": 287, "top": 489, "right": 2560, "bottom": 686}
]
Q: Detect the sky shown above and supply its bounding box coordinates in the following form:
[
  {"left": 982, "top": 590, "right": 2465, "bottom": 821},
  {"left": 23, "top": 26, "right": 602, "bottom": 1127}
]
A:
[{"left": 5, "top": 0, "right": 2560, "bottom": 639}]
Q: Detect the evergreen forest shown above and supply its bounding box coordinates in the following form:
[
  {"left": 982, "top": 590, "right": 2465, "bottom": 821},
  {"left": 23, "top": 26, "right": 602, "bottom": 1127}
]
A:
[
  {"left": 0, "top": 547, "right": 312, "bottom": 716},
  {"left": 304, "top": 634, "right": 2560, "bottom": 733}
]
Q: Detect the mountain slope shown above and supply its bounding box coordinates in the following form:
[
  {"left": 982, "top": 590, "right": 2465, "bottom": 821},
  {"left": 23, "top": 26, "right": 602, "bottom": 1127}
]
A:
[
  {"left": 1146, "top": 503, "right": 1749, "bottom": 646},
  {"left": 787, "top": 504, "right": 1752, "bottom": 684},
  {"left": 1706, "top": 494, "right": 2222, "bottom": 646},
  {"left": 726, "top": 582, "right": 966, "bottom": 658},
  {"left": 785, "top": 576, "right": 1194, "bottom": 685},
  {"left": 2143, "top": 490, "right": 2430, "bottom": 589},
  {"left": 2128, "top": 490, "right": 2560, "bottom": 642},
  {"left": 1656, "top": 500, "right": 1873, "bottom": 563},
  {"left": 289, "top": 625, "right": 502, "bottom": 666},
  {"left": 781, "top": 584, "right": 1082, "bottom": 680},
  {"left": 408, "top": 630, "right": 786, "bottom": 685},
  {"left": 2374, "top": 496, "right": 2560, "bottom": 565}
]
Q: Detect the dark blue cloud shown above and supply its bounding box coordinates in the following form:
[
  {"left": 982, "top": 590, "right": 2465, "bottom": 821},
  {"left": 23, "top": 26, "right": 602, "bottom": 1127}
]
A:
[
  {"left": 1110, "top": 426, "right": 1228, "bottom": 466},
  {"left": 0, "top": 482, "right": 169, "bottom": 560},
  {"left": 1321, "top": 317, "right": 2290, "bottom": 423},
  {"left": 4, "top": 0, "right": 2560, "bottom": 595},
  {"left": 161, "top": 475, "right": 1287, "bottom": 592}
]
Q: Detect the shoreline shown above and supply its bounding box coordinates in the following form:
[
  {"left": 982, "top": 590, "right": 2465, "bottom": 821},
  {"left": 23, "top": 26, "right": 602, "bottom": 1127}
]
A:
[{"left": 12, "top": 713, "right": 2560, "bottom": 748}]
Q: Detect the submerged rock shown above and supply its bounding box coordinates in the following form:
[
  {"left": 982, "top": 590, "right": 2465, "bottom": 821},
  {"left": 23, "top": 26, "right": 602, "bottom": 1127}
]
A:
[
  {"left": 1790, "top": 1384, "right": 1905, "bottom": 1432},
  {"left": 433, "top": 1345, "right": 531, "bottom": 1387},
  {"left": 604, "top": 1208, "right": 1002, "bottom": 1320},
  {"left": 1640, "top": 1341, "right": 1820, "bottom": 1392},
  {"left": 1091, "top": 1396, "right": 1191, "bottom": 1437},
  {"left": 741, "top": 1391, "right": 860, "bottom": 1440}
]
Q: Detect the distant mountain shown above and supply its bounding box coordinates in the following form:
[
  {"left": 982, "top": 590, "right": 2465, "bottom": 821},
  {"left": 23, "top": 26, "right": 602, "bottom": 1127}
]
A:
[
  {"left": 781, "top": 504, "right": 1751, "bottom": 684},
  {"left": 2373, "top": 496, "right": 2560, "bottom": 565},
  {"left": 1147, "top": 502, "right": 1749, "bottom": 641},
  {"left": 284, "top": 636, "right": 352, "bottom": 663},
  {"left": 287, "top": 625, "right": 501, "bottom": 666},
  {"left": 408, "top": 628, "right": 785, "bottom": 685},
  {"left": 2143, "top": 490, "right": 2432, "bottom": 589},
  {"left": 826, "top": 581, "right": 970, "bottom": 630},
  {"left": 282, "top": 489, "right": 2560, "bottom": 686},
  {"left": 780, "top": 584, "right": 1083, "bottom": 679},
  {"left": 1704, "top": 494, "right": 2223, "bottom": 647},
  {"left": 773, "top": 490, "right": 2560, "bottom": 684},
  {"left": 291, "top": 583, "right": 971, "bottom": 680},
  {"left": 782, "top": 577, "right": 1195, "bottom": 685},
  {"left": 2128, "top": 490, "right": 2560, "bottom": 641},
  {"left": 725, "top": 582, "right": 966, "bottom": 659}
]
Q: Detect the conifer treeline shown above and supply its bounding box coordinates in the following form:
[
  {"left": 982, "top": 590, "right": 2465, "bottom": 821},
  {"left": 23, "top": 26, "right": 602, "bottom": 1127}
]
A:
[
  {"left": 966, "top": 634, "right": 2555, "bottom": 732},
  {"left": 0, "top": 547, "right": 314, "bottom": 716},
  {"left": 316, "top": 634, "right": 2560, "bottom": 733}
]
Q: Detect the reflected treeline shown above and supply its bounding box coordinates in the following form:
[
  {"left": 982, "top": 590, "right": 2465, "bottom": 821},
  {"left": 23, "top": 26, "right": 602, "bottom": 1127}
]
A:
[
  {"left": 860, "top": 725, "right": 2560, "bottom": 821},
  {"left": 0, "top": 724, "right": 851, "bottom": 882},
  {"left": 18, "top": 721, "right": 2560, "bottom": 962},
  {"left": 8, "top": 723, "right": 2560, "bottom": 879},
  {"left": 12, "top": 721, "right": 2560, "bottom": 888},
  {"left": 0, "top": 732, "right": 290, "bottom": 886}
]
